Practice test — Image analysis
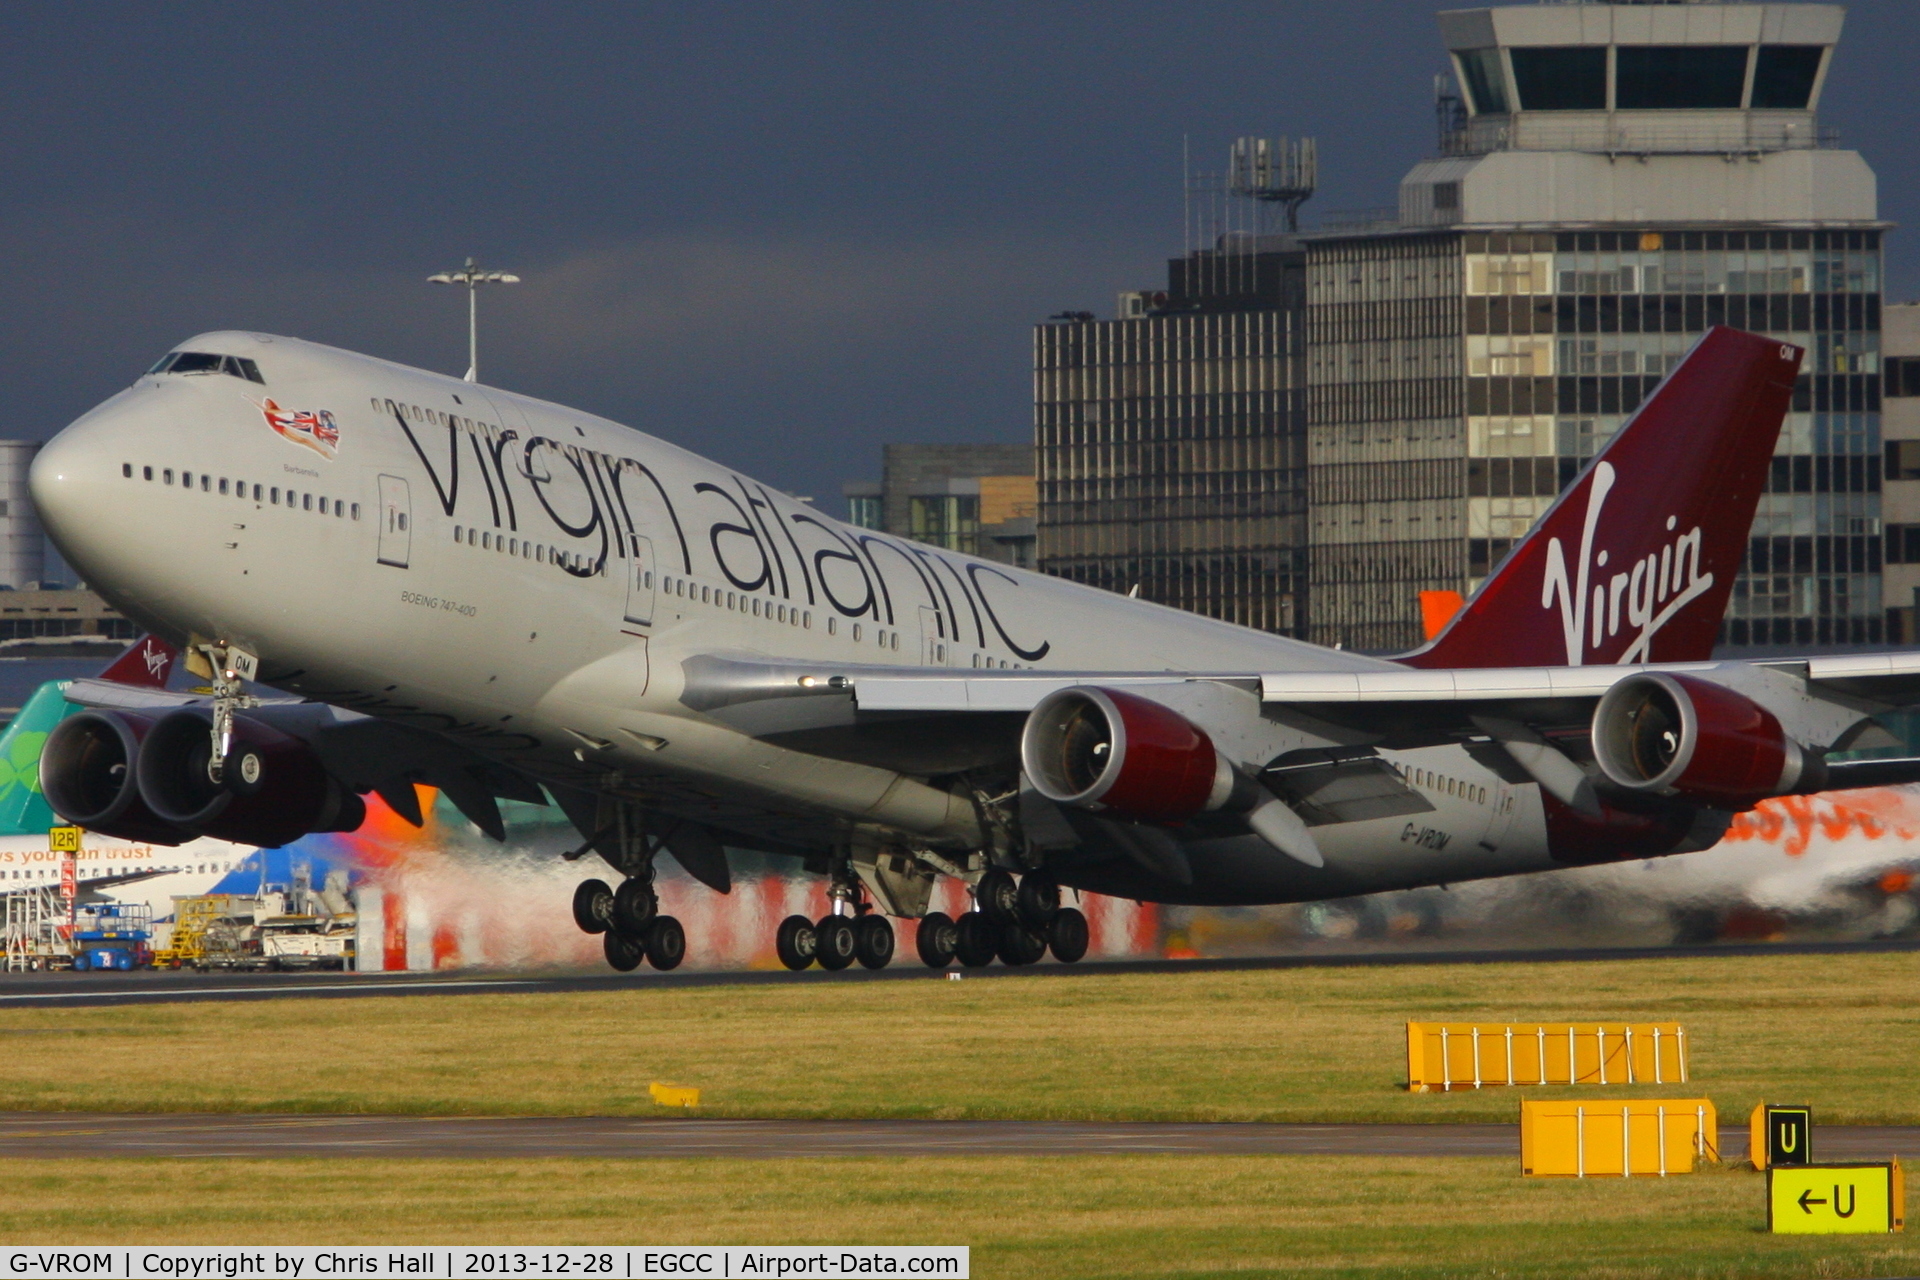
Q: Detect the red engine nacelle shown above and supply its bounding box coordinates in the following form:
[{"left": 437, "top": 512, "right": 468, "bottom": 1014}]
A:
[
  {"left": 40, "top": 710, "right": 195, "bottom": 845},
  {"left": 1591, "top": 672, "right": 1818, "bottom": 807},
  {"left": 134, "top": 709, "right": 365, "bottom": 847},
  {"left": 1020, "top": 687, "right": 1233, "bottom": 822}
]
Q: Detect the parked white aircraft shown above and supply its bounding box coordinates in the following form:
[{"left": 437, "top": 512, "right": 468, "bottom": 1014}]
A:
[{"left": 30, "top": 327, "right": 1920, "bottom": 971}]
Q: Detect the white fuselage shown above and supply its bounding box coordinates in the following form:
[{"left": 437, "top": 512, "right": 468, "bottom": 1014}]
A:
[{"left": 32, "top": 332, "right": 1585, "bottom": 906}]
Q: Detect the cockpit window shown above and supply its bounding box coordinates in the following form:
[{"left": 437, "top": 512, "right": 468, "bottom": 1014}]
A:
[{"left": 149, "top": 351, "right": 266, "bottom": 384}]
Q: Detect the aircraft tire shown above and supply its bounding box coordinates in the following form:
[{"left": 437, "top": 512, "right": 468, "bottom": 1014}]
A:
[
  {"left": 1015, "top": 873, "right": 1060, "bottom": 931},
  {"left": 997, "top": 923, "right": 1046, "bottom": 967},
  {"left": 916, "top": 912, "right": 957, "bottom": 968},
  {"left": 815, "top": 915, "right": 857, "bottom": 971},
  {"left": 775, "top": 915, "right": 817, "bottom": 970},
  {"left": 1047, "top": 907, "right": 1089, "bottom": 963},
  {"left": 603, "top": 930, "right": 644, "bottom": 972},
  {"left": 853, "top": 914, "right": 894, "bottom": 970},
  {"left": 612, "top": 879, "right": 658, "bottom": 935},
  {"left": 572, "top": 879, "right": 614, "bottom": 934},
  {"left": 224, "top": 744, "right": 268, "bottom": 798},
  {"left": 976, "top": 869, "right": 1020, "bottom": 927},
  {"left": 644, "top": 916, "right": 686, "bottom": 971},
  {"left": 953, "top": 911, "right": 998, "bottom": 968}
]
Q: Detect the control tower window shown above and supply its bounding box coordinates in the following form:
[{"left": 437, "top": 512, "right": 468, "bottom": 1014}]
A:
[
  {"left": 1616, "top": 46, "right": 1750, "bottom": 110},
  {"left": 1509, "top": 47, "right": 1606, "bottom": 111},
  {"left": 1752, "top": 45, "right": 1824, "bottom": 109},
  {"left": 1456, "top": 48, "right": 1509, "bottom": 115}
]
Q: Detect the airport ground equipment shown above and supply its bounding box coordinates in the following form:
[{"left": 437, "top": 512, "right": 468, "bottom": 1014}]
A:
[
  {"left": 1768, "top": 1162, "right": 1904, "bottom": 1233},
  {"left": 67, "top": 902, "right": 152, "bottom": 971},
  {"left": 1407, "top": 1021, "right": 1687, "bottom": 1092},
  {"left": 1, "top": 884, "right": 70, "bottom": 970},
  {"left": 1521, "top": 1098, "right": 1717, "bottom": 1177},
  {"left": 1750, "top": 1103, "right": 1814, "bottom": 1171}
]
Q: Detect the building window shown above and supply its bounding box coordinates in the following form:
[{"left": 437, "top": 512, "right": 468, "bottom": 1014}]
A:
[
  {"left": 1615, "top": 46, "right": 1750, "bottom": 111},
  {"left": 1508, "top": 46, "right": 1606, "bottom": 112},
  {"left": 1752, "top": 45, "right": 1825, "bottom": 110},
  {"left": 1886, "top": 357, "right": 1920, "bottom": 399}
]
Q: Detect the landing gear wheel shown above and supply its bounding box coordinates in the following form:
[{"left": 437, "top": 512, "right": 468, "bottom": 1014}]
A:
[
  {"left": 1016, "top": 873, "right": 1060, "bottom": 931},
  {"left": 572, "top": 879, "right": 614, "bottom": 934},
  {"left": 775, "top": 915, "right": 817, "bottom": 971},
  {"left": 975, "top": 869, "right": 1020, "bottom": 927},
  {"left": 814, "top": 915, "right": 857, "bottom": 971},
  {"left": 644, "top": 916, "right": 686, "bottom": 971},
  {"left": 916, "top": 912, "right": 957, "bottom": 968},
  {"left": 853, "top": 914, "right": 894, "bottom": 970},
  {"left": 997, "top": 923, "right": 1047, "bottom": 966},
  {"left": 1046, "top": 907, "right": 1089, "bottom": 963},
  {"left": 603, "top": 930, "right": 645, "bottom": 972},
  {"left": 224, "top": 744, "right": 267, "bottom": 798},
  {"left": 953, "top": 911, "right": 998, "bottom": 968},
  {"left": 612, "top": 878, "right": 658, "bottom": 935}
]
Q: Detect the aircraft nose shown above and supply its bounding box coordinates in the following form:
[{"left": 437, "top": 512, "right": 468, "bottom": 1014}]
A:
[{"left": 31, "top": 388, "right": 171, "bottom": 587}]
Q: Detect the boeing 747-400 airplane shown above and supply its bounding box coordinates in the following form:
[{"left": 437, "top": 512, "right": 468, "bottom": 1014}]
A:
[{"left": 31, "top": 326, "right": 1920, "bottom": 970}]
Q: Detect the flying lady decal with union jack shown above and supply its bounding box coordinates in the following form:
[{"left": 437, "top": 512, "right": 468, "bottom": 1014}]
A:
[{"left": 254, "top": 397, "right": 340, "bottom": 460}]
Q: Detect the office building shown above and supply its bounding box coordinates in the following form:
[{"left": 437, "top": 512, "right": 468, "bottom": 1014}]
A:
[
  {"left": 1035, "top": 239, "right": 1309, "bottom": 634},
  {"left": 1881, "top": 303, "right": 1920, "bottom": 640},
  {"left": 1036, "top": 1, "right": 1884, "bottom": 653},
  {"left": 843, "top": 443, "right": 1038, "bottom": 568}
]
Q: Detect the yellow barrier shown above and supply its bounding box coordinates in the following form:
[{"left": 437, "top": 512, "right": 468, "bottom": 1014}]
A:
[
  {"left": 649, "top": 1081, "right": 700, "bottom": 1108},
  {"left": 1407, "top": 1021, "right": 1687, "bottom": 1092},
  {"left": 1521, "top": 1098, "right": 1718, "bottom": 1177}
]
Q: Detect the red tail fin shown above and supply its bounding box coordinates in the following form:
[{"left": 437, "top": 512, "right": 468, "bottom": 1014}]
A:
[
  {"left": 1404, "top": 327, "right": 1801, "bottom": 669},
  {"left": 98, "top": 634, "right": 177, "bottom": 688}
]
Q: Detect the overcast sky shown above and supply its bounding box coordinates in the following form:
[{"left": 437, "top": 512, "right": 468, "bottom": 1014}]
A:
[{"left": 2, "top": 1, "right": 1913, "bottom": 508}]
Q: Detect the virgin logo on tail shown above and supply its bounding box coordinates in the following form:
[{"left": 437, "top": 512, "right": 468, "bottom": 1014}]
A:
[{"left": 1541, "top": 462, "right": 1712, "bottom": 665}]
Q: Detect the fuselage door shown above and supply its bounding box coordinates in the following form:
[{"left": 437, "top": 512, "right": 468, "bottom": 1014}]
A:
[
  {"left": 624, "top": 533, "right": 656, "bottom": 628},
  {"left": 919, "top": 605, "right": 949, "bottom": 666},
  {"left": 376, "top": 474, "right": 412, "bottom": 569}
]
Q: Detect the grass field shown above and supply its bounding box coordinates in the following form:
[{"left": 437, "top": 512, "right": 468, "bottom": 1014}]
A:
[
  {"left": 0, "top": 950, "right": 1915, "bottom": 1123},
  {"left": 0, "top": 1154, "right": 1913, "bottom": 1278}
]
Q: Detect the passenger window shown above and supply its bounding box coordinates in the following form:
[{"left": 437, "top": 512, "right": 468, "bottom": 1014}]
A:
[
  {"left": 482, "top": 532, "right": 491, "bottom": 550},
  {"left": 218, "top": 478, "right": 229, "bottom": 495},
  {"left": 336, "top": 502, "right": 345, "bottom": 518},
  {"left": 398, "top": 513, "right": 408, "bottom": 531},
  {"left": 454, "top": 526, "right": 463, "bottom": 544},
  {"left": 302, "top": 494, "right": 312, "bottom": 511},
  {"left": 122, "top": 464, "right": 132, "bottom": 478},
  {"left": 270, "top": 487, "right": 279, "bottom": 503},
  {"left": 254, "top": 485, "right": 263, "bottom": 501},
  {"left": 351, "top": 504, "right": 361, "bottom": 519},
  {"left": 201, "top": 475, "right": 210, "bottom": 492},
  {"left": 143, "top": 467, "right": 152, "bottom": 481},
  {"left": 164, "top": 470, "right": 174, "bottom": 485}
]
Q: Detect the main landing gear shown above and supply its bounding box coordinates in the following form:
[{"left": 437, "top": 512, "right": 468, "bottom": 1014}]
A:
[
  {"left": 916, "top": 869, "right": 1087, "bottom": 970},
  {"left": 572, "top": 876, "right": 686, "bottom": 972},
  {"left": 775, "top": 851, "right": 896, "bottom": 971}
]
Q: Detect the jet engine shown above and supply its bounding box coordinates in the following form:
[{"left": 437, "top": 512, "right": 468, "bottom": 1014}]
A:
[
  {"left": 40, "top": 710, "right": 194, "bottom": 845},
  {"left": 1591, "top": 672, "right": 1822, "bottom": 807},
  {"left": 1021, "top": 687, "right": 1233, "bottom": 821},
  {"left": 132, "top": 709, "right": 365, "bottom": 848}
]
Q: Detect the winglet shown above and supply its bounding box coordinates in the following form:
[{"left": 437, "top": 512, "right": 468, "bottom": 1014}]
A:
[
  {"left": 1403, "top": 327, "right": 1802, "bottom": 669},
  {"left": 97, "top": 634, "right": 178, "bottom": 689}
]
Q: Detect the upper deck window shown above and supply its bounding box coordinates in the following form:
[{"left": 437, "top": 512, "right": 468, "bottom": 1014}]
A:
[{"left": 148, "top": 351, "right": 266, "bottom": 384}]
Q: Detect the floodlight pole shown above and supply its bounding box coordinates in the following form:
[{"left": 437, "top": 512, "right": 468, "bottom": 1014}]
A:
[{"left": 428, "top": 257, "right": 521, "bottom": 383}]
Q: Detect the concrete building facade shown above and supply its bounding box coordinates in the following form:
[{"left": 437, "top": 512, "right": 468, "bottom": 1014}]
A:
[
  {"left": 1034, "top": 247, "right": 1309, "bottom": 635},
  {"left": 0, "top": 441, "right": 45, "bottom": 590},
  {"left": 844, "top": 443, "right": 1038, "bottom": 568},
  {"left": 1305, "top": 1, "right": 1882, "bottom": 653}
]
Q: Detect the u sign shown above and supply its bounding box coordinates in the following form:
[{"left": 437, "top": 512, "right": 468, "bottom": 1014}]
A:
[{"left": 1750, "top": 1103, "right": 1812, "bottom": 1170}]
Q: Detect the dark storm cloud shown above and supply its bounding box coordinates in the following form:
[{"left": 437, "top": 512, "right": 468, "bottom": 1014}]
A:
[{"left": 0, "top": 1, "right": 1911, "bottom": 504}]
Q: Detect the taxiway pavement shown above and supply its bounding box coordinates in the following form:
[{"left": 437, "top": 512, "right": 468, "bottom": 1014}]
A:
[
  {"left": 1, "top": 937, "right": 1916, "bottom": 1008},
  {"left": 0, "top": 1113, "right": 1913, "bottom": 1160}
]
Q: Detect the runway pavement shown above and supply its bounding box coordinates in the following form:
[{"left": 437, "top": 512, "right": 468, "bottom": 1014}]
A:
[
  {"left": 0, "top": 1112, "right": 1913, "bottom": 1160},
  {"left": 1, "top": 936, "right": 1916, "bottom": 1008}
]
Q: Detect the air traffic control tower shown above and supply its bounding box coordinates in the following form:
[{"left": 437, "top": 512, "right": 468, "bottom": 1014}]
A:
[{"left": 1306, "top": 1, "right": 1883, "bottom": 652}]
